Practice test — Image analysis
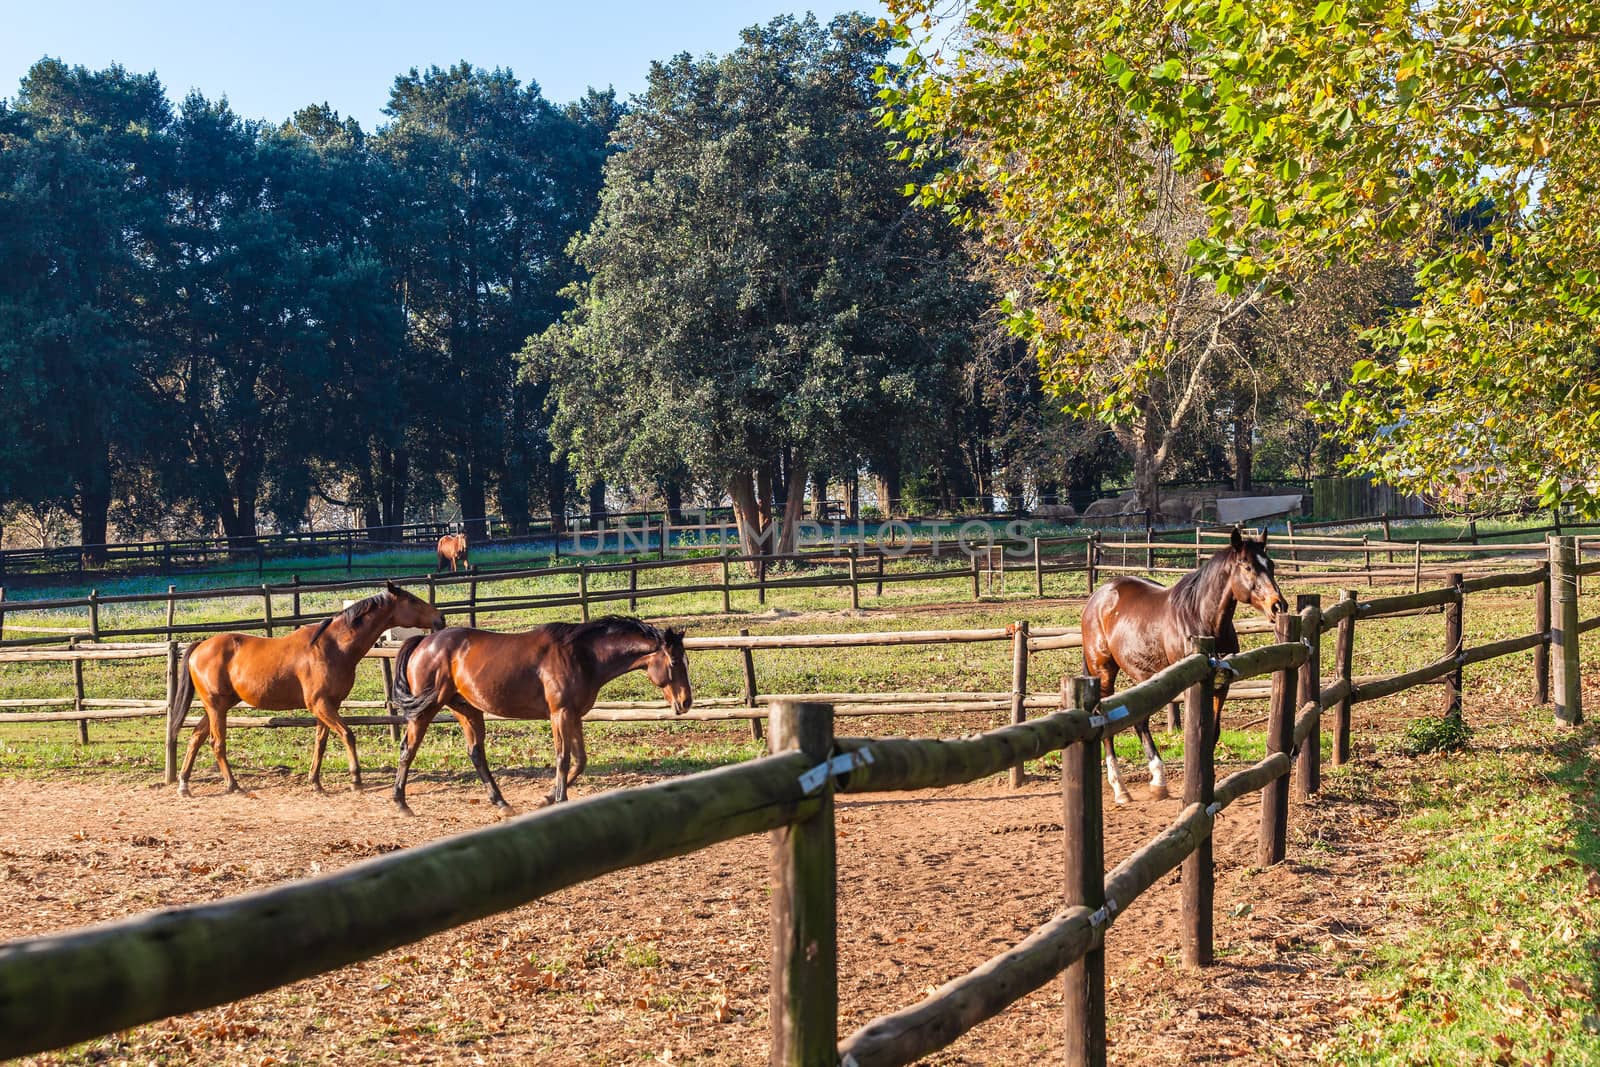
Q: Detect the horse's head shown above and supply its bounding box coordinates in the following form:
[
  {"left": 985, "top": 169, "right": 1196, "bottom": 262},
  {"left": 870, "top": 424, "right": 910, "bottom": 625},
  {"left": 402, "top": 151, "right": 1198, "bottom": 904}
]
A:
[
  {"left": 386, "top": 580, "right": 447, "bottom": 632},
  {"left": 1226, "top": 527, "right": 1288, "bottom": 621},
  {"left": 644, "top": 627, "right": 692, "bottom": 715}
]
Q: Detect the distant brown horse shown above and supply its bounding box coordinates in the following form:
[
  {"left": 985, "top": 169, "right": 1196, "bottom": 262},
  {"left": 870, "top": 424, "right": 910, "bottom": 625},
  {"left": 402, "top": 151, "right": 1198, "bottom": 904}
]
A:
[
  {"left": 436, "top": 533, "right": 468, "bottom": 573},
  {"left": 389, "top": 616, "right": 692, "bottom": 814},
  {"left": 173, "top": 581, "right": 445, "bottom": 797},
  {"left": 1080, "top": 527, "right": 1287, "bottom": 805}
]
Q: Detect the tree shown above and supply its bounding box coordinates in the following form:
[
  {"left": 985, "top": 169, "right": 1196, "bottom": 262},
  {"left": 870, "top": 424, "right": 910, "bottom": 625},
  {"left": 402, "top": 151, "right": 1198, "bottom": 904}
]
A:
[
  {"left": 375, "top": 65, "right": 612, "bottom": 539},
  {"left": 886, "top": 0, "right": 1600, "bottom": 514},
  {"left": 0, "top": 60, "right": 171, "bottom": 555},
  {"left": 530, "top": 14, "right": 985, "bottom": 556}
]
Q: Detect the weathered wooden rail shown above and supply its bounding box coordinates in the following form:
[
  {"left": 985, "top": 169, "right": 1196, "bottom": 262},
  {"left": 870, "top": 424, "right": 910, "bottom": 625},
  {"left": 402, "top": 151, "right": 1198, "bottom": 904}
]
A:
[{"left": 0, "top": 538, "right": 1591, "bottom": 1064}]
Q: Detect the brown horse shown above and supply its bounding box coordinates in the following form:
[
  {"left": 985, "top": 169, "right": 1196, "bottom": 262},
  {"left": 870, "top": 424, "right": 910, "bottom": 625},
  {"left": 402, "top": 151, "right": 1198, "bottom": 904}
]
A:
[
  {"left": 1080, "top": 527, "right": 1287, "bottom": 805},
  {"left": 389, "top": 616, "right": 692, "bottom": 814},
  {"left": 173, "top": 581, "right": 445, "bottom": 797},
  {"left": 436, "top": 533, "right": 468, "bottom": 572}
]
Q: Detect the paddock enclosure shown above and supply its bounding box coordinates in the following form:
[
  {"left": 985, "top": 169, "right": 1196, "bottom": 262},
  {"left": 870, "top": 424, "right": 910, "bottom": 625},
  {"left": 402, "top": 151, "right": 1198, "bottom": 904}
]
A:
[{"left": 0, "top": 528, "right": 1593, "bottom": 1064}]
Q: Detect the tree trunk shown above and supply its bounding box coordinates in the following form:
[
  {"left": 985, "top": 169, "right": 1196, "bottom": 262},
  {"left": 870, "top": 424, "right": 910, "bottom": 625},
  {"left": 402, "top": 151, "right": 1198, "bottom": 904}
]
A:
[
  {"left": 546, "top": 456, "right": 568, "bottom": 534},
  {"left": 876, "top": 467, "right": 901, "bottom": 518},
  {"left": 457, "top": 466, "right": 487, "bottom": 541},
  {"left": 1132, "top": 398, "right": 1163, "bottom": 520},
  {"left": 1233, "top": 407, "right": 1254, "bottom": 492},
  {"left": 843, "top": 471, "right": 859, "bottom": 521},
  {"left": 587, "top": 478, "right": 607, "bottom": 527},
  {"left": 78, "top": 480, "right": 111, "bottom": 565},
  {"left": 729, "top": 469, "right": 768, "bottom": 557},
  {"left": 381, "top": 448, "right": 409, "bottom": 542},
  {"left": 775, "top": 453, "right": 808, "bottom": 556},
  {"left": 663, "top": 481, "right": 683, "bottom": 525},
  {"left": 810, "top": 470, "right": 829, "bottom": 520}
]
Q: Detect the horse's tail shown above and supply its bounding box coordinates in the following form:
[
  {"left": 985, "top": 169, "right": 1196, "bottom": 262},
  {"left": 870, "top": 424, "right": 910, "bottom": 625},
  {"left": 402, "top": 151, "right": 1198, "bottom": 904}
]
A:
[
  {"left": 169, "top": 641, "right": 198, "bottom": 727},
  {"left": 390, "top": 633, "right": 439, "bottom": 721}
]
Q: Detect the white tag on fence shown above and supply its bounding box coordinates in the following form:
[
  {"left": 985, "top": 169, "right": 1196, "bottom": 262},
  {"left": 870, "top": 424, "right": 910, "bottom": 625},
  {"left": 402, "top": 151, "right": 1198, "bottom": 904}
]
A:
[{"left": 798, "top": 748, "right": 875, "bottom": 794}]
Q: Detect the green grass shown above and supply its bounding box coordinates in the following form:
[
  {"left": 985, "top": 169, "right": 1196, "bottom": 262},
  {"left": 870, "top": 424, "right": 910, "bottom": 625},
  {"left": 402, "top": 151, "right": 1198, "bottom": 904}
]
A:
[{"left": 1325, "top": 714, "right": 1600, "bottom": 1066}]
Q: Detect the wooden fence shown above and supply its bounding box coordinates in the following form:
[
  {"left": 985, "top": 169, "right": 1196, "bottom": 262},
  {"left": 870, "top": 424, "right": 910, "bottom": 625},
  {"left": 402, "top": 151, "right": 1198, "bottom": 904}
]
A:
[
  {"left": 5, "top": 519, "right": 1595, "bottom": 651},
  {"left": 0, "top": 538, "right": 1593, "bottom": 1063}
]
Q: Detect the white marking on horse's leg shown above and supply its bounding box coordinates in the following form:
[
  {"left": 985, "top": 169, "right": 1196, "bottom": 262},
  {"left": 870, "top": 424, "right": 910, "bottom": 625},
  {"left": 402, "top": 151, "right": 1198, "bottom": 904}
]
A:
[
  {"left": 1105, "top": 754, "right": 1130, "bottom": 805},
  {"left": 1148, "top": 756, "right": 1167, "bottom": 791}
]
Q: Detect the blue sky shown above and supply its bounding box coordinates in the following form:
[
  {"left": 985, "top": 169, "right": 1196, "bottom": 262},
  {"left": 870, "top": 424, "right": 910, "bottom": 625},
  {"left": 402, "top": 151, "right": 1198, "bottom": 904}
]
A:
[{"left": 3, "top": 1, "right": 890, "bottom": 129}]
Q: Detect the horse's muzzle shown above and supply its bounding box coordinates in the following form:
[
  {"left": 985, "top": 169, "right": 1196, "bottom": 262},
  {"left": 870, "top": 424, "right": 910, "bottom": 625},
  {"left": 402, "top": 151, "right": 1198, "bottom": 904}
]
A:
[{"left": 431, "top": 616, "right": 447, "bottom": 632}]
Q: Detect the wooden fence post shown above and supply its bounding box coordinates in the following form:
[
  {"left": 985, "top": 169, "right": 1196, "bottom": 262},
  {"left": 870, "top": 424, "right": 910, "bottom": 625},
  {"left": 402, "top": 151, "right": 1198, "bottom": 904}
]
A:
[
  {"left": 578, "top": 564, "right": 591, "bottom": 622},
  {"left": 262, "top": 585, "right": 274, "bottom": 637},
  {"left": 1086, "top": 533, "right": 1099, "bottom": 593},
  {"left": 848, "top": 549, "right": 860, "bottom": 611},
  {"left": 768, "top": 700, "right": 837, "bottom": 1067},
  {"left": 164, "top": 641, "right": 180, "bottom": 783},
  {"left": 381, "top": 657, "right": 401, "bottom": 745},
  {"left": 468, "top": 567, "right": 479, "bottom": 628},
  {"left": 1362, "top": 535, "right": 1372, "bottom": 586},
  {"left": 1551, "top": 535, "right": 1582, "bottom": 726},
  {"left": 721, "top": 554, "right": 732, "bottom": 615},
  {"left": 0, "top": 585, "right": 6, "bottom": 644},
  {"left": 971, "top": 551, "right": 981, "bottom": 601},
  {"left": 759, "top": 558, "right": 769, "bottom": 605},
  {"left": 72, "top": 646, "right": 88, "bottom": 744},
  {"left": 1536, "top": 564, "right": 1552, "bottom": 705},
  {"left": 1259, "top": 611, "right": 1300, "bottom": 866},
  {"left": 1413, "top": 542, "right": 1423, "bottom": 593},
  {"left": 875, "top": 551, "right": 884, "bottom": 598},
  {"left": 1145, "top": 525, "right": 1155, "bottom": 571},
  {"left": 1194, "top": 525, "right": 1202, "bottom": 568},
  {"left": 1033, "top": 537, "right": 1044, "bottom": 597},
  {"left": 740, "top": 628, "right": 762, "bottom": 742},
  {"left": 87, "top": 590, "right": 100, "bottom": 641},
  {"left": 1063, "top": 674, "right": 1106, "bottom": 1067},
  {"left": 1444, "top": 572, "right": 1464, "bottom": 720},
  {"left": 1286, "top": 519, "right": 1299, "bottom": 566},
  {"left": 290, "top": 577, "right": 300, "bottom": 625},
  {"left": 628, "top": 560, "right": 638, "bottom": 613},
  {"left": 1333, "top": 589, "right": 1356, "bottom": 764},
  {"left": 1008, "top": 621, "right": 1030, "bottom": 788},
  {"left": 1295, "top": 595, "right": 1322, "bottom": 798},
  {"left": 1182, "top": 636, "right": 1216, "bottom": 969},
  {"left": 344, "top": 533, "right": 353, "bottom": 575}
]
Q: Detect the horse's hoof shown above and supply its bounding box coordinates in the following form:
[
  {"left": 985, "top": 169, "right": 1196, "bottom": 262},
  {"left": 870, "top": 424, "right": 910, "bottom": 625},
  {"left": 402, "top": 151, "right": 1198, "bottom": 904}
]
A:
[
  {"left": 177, "top": 782, "right": 192, "bottom": 798},
  {"left": 394, "top": 802, "right": 415, "bottom": 817},
  {"left": 350, "top": 782, "right": 363, "bottom": 794},
  {"left": 1112, "top": 792, "right": 1132, "bottom": 806},
  {"left": 1146, "top": 783, "right": 1170, "bottom": 801}
]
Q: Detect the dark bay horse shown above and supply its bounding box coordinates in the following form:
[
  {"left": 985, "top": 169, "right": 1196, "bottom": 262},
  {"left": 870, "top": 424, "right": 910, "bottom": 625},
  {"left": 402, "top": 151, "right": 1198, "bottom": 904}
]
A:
[
  {"left": 173, "top": 582, "right": 445, "bottom": 797},
  {"left": 389, "top": 616, "right": 692, "bottom": 814},
  {"left": 1080, "top": 527, "right": 1287, "bottom": 805},
  {"left": 436, "top": 533, "right": 468, "bottom": 573}
]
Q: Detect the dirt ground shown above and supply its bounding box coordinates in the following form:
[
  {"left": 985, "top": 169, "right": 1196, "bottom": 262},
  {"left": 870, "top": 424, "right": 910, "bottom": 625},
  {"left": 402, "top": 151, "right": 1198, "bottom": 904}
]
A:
[{"left": 0, "top": 745, "right": 1400, "bottom": 1067}]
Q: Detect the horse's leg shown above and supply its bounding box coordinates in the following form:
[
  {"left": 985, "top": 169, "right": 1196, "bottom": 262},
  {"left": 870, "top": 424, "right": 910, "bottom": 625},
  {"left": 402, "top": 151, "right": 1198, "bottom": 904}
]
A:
[
  {"left": 565, "top": 723, "right": 588, "bottom": 790},
  {"left": 545, "top": 710, "right": 575, "bottom": 805},
  {"left": 453, "top": 704, "right": 509, "bottom": 812},
  {"left": 1134, "top": 720, "right": 1169, "bottom": 800},
  {"left": 1091, "top": 666, "right": 1132, "bottom": 806},
  {"left": 392, "top": 708, "right": 438, "bottom": 815},
  {"left": 308, "top": 722, "right": 330, "bottom": 793},
  {"left": 177, "top": 714, "right": 211, "bottom": 798},
  {"left": 1211, "top": 683, "right": 1231, "bottom": 754},
  {"left": 205, "top": 701, "right": 243, "bottom": 794}
]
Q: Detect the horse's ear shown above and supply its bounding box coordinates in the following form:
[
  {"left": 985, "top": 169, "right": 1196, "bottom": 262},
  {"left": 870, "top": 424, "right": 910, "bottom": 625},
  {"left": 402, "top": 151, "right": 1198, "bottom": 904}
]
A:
[
  {"left": 666, "top": 627, "right": 685, "bottom": 646},
  {"left": 385, "top": 579, "right": 400, "bottom": 594},
  {"left": 1229, "top": 526, "right": 1244, "bottom": 552},
  {"left": 1259, "top": 529, "right": 1269, "bottom": 549}
]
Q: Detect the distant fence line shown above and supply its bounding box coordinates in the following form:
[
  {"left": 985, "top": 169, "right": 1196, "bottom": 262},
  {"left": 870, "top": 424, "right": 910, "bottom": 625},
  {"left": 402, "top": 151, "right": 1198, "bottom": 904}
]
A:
[
  {"left": 0, "top": 537, "right": 1590, "bottom": 1064},
  {"left": 4, "top": 520, "right": 1599, "bottom": 651}
]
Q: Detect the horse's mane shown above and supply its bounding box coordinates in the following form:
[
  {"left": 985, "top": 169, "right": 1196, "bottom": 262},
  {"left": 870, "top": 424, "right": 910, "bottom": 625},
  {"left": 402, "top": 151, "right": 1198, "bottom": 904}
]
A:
[
  {"left": 1166, "top": 542, "right": 1255, "bottom": 628},
  {"left": 309, "top": 588, "right": 394, "bottom": 644},
  {"left": 558, "top": 615, "right": 671, "bottom": 649}
]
